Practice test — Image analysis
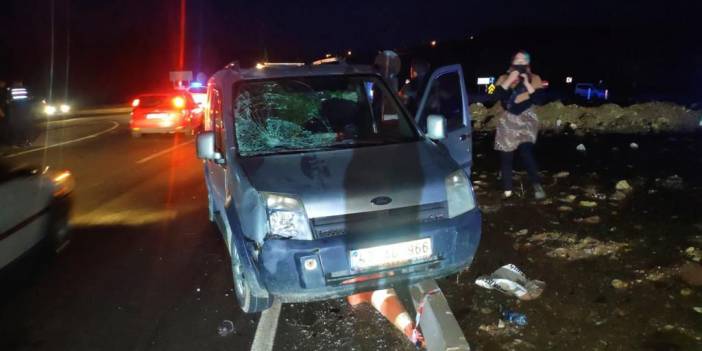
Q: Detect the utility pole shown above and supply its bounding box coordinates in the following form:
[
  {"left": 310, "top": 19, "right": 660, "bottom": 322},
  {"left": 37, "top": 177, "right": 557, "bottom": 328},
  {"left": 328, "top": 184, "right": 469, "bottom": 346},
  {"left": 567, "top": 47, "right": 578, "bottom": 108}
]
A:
[
  {"left": 178, "top": 0, "right": 186, "bottom": 70},
  {"left": 49, "top": 0, "right": 55, "bottom": 101},
  {"left": 64, "top": 0, "right": 71, "bottom": 101}
]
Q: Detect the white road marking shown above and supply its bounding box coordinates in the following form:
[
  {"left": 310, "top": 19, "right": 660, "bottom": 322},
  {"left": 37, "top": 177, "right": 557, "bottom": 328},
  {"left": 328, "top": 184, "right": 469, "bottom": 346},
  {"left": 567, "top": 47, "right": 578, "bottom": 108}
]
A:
[
  {"left": 3, "top": 121, "right": 121, "bottom": 158},
  {"left": 135, "top": 139, "right": 195, "bottom": 164},
  {"left": 55, "top": 240, "right": 71, "bottom": 254},
  {"left": 251, "top": 299, "right": 282, "bottom": 351}
]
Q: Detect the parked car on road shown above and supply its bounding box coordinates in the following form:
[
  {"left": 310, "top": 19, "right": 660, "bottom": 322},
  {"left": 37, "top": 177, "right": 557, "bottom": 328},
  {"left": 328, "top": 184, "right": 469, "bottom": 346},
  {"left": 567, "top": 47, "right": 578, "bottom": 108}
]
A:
[
  {"left": 197, "top": 62, "right": 481, "bottom": 312},
  {"left": 0, "top": 161, "right": 73, "bottom": 272},
  {"left": 129, "top": 91, "right": 200, "bottom": 137}
]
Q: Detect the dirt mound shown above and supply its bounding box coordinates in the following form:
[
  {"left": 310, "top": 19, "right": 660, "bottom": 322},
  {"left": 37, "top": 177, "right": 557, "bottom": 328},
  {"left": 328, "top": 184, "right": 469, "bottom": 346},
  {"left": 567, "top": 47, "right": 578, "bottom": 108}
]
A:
[{"left": 470, "top": 101, "right": 701, "bottom": 134}]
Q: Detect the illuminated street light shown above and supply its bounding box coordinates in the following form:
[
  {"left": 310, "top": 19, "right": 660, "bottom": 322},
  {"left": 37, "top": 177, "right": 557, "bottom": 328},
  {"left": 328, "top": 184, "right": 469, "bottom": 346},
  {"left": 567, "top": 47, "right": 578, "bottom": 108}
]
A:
[
  {"left": 325, "top": 53, "right": 332, "bottom": 58},
  {"left": 347, "top": 50, "right": 352, "bottom": 56},
  {"left": 566, "top": 76, "right": 573, "bottom": 84},
  {"left": 430, "top": 40, "right": 437, "bottom": 47}
]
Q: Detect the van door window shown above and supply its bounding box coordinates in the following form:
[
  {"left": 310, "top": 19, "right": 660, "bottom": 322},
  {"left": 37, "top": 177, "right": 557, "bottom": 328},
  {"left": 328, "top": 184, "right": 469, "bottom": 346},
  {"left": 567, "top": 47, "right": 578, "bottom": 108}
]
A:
[
  {"left": 417, "top": 73, "right": 465, "bottom": 132},
  {"left": 211, "top": 88, "right": 224, "bottom": 154}
]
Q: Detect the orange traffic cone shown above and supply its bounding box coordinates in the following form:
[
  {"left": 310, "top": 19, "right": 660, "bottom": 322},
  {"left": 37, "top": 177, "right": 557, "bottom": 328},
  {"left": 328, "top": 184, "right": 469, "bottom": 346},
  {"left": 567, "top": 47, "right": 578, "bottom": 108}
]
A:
[{"left": 347, "top": 288, "right": 423, "bottom": 346}]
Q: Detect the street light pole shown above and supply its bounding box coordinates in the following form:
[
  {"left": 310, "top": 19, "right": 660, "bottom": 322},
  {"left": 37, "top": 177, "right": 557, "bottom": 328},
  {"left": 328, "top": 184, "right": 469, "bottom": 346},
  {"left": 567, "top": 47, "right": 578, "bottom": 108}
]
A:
[
  {"left": 49, "top": 0, "right": 55, "bottom": 101},
  {"left": 64, "top": 0, "right": 71, "bottom": 101}
]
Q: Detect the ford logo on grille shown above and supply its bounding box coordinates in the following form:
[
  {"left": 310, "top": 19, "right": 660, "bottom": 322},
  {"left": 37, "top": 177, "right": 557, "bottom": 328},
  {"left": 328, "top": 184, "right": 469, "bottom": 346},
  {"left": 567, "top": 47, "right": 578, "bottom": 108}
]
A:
[{"left": 371, "top": 196, "right": 392, "bottom": 206}]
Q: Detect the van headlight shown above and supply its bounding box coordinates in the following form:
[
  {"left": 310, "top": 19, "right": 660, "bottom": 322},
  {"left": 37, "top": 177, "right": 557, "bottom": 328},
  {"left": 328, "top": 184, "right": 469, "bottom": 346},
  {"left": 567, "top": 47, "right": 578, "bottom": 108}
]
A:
[
  {"left": 263, "top": 192, "right": 314, "bottom": 240},
  {"left": 445, "top": 170, "right": 476, "bottom": 218}
]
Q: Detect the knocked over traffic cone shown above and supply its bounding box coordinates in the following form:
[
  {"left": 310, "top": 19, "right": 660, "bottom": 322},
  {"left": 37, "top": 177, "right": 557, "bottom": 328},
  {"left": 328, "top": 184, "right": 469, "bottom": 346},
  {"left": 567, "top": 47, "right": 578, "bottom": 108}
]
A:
[{"left": 347, "top": 288, "right": 423, "bottom": 346}]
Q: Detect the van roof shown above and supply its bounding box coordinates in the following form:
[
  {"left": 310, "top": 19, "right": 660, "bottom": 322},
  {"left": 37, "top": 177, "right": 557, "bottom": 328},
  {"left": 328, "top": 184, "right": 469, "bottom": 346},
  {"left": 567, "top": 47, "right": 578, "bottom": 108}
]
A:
[{"left": 209, "top": 64, "right": 379, "bottom": 85}]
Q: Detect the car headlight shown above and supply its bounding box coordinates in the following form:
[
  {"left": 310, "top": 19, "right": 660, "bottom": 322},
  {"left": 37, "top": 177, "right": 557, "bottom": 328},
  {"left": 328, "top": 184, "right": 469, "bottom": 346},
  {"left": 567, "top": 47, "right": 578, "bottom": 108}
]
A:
[
  {"left": 445, "top": 169, "right": 476, "bottom": 218},
  {"left": 44, "top": 105, "right": 57, "bottom": 115},
  {"left": 262, "top": 192, "right": 313, "bottom": 240},
  {"left": 59, "top": 104, "right": 71, "bottom": 113}
]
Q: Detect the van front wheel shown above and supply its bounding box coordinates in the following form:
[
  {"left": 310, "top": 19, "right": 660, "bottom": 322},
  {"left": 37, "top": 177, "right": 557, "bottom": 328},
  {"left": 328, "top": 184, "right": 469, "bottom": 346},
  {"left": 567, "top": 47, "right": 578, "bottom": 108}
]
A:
[{"left": 231, "top": 246, "right": 271, "bottom": 313}]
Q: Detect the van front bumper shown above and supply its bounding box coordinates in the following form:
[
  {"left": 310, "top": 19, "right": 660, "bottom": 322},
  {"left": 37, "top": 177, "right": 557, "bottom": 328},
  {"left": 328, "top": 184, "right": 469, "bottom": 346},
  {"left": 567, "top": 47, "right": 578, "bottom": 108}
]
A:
[{"left": 257, "top": 208, "right": 481, "bottom": 303}]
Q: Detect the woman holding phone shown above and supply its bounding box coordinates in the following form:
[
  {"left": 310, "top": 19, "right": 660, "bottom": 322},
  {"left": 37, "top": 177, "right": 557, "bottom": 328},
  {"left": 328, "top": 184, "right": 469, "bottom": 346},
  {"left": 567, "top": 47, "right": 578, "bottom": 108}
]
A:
[{"left": 494, "top": 51, "right": 546, "bottom": 200}]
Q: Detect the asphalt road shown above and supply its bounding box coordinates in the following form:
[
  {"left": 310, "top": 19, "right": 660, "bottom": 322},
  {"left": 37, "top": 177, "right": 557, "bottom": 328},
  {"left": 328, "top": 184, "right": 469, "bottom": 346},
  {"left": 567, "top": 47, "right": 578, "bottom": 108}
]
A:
[{"left": 0, "top": 115, "right": 411, "bottom": 351}]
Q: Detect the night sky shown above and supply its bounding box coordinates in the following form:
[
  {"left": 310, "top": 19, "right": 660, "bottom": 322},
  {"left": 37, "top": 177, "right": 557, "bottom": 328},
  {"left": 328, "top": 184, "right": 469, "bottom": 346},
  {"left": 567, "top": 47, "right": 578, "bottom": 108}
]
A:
[{"left": 1, "top": 0, "right": 699, "bottom": 105}]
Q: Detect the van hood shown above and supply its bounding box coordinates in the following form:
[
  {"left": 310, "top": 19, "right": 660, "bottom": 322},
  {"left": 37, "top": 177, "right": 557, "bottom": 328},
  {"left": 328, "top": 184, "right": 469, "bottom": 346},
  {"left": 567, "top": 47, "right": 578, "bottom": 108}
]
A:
[{"left": 238, "top": 141, "right": 458, "bottom": 219}]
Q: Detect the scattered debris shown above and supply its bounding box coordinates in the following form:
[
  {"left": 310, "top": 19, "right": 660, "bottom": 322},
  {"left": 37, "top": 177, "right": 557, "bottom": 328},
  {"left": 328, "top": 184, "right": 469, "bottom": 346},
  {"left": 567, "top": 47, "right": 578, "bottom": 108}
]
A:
[
  {"left": 576, "top": 144, "right": 587, "bottom": 152},
  {"left": 558, "top": 206, "right": 573, "bottom": 212},
  {"left": 501, "top": 310, "right": 528, "bottom": 327},
  {"left": 694, "top": 307, "right": 702, "bottom": 314},
  {"left": 609, "top": 191, "right": 627, "bottom": 201},
  {"left": 561, "top": 195, "right": 577, "bottom": 203},
  {"left": 629, "top": 142, "right": 639, "bottom": 150},
  {"left": 579, "top": 200, "right": 598, "bottom": 208},
  {"left": 553, "top": 171, "right": 570, "bottom": 179},
  {"left": 217, "top": 320, "right": 235, "bottom": 337},
  {"left": 475, "top": 264, "right": 546, "bottom": 301},
  {"left": 575, "top": 216, "right": 601, "bottom": 225},
  {"left": 478, "top": 322, "right": 520, "bottom": 337},
  {"left": 660, "top": 175, "right": 685, "bottom": 190},
  {"left": 479, "top": 204, "right": 502, "bottom": 214},
  {"left": 685, "top": 247, "right": 702, "bottom": 262},
  {"left": 679, "top": 262, "right": 702, "bottom": 286},
  {"left": 515, "top": 229, "right": 529, "bottom": 236},
  {"left": 517, "top": 232, "right": 629, "bottom": 261},
  {"left": 615, "top": 180, "right": 632, "bottom": 192},
  {"left": 680, "top": 288, "right": 693, "bottom": 296},
  {"left": 611, "top": 279, "right": 628, "bottom": 290},
  {"left": 470, "top": 101, "right": 701, "bottom": 133}
]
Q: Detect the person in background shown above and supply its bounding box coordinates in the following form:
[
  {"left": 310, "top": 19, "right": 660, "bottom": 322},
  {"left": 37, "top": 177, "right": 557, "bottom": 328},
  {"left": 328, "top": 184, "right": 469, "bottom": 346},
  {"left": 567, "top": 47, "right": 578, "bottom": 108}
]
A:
[
  {"left": 494, "top": 51, "right": 546, "bottom": 200},
  {"left": 399, "top": 58, "right": 430, "bottom": 116}
]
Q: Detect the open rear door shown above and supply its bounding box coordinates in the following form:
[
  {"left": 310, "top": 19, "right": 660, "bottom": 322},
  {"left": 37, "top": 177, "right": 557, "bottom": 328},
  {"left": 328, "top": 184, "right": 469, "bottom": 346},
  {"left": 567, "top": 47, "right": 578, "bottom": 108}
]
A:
[{"left": 415, "top": 64, "right": 473, "bottom": 174}]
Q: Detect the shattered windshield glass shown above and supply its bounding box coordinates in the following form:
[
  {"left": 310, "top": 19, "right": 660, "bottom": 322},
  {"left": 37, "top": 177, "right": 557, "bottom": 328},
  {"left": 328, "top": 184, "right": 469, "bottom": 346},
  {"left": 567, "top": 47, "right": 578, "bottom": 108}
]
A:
[{"left": 234, "top": 75, "right": 418, "bottom": 156}]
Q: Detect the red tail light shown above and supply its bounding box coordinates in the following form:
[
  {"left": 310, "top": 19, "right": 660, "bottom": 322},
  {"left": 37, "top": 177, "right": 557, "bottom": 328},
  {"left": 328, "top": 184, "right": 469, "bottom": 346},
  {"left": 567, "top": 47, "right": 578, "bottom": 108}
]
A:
[{"left": 132, "top": 98, "right": 140, "bottom": 107}]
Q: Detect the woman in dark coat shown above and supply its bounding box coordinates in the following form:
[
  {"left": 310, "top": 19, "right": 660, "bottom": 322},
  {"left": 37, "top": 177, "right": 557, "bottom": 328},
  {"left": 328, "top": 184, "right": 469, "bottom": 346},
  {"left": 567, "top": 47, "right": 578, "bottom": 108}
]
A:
[{"left": 494, "top": 51, "right": 546, "bottom": 200}]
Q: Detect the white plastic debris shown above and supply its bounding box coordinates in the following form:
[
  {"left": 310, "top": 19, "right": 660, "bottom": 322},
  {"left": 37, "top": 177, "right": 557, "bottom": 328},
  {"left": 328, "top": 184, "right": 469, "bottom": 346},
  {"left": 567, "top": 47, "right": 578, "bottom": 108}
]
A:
[
  {"left": 576, "top": 144, "right": 587, "bottom": 152},
  {"left": 217, "top": 320, "right": 235, "bottom": 336},
  {"left": 556, "top": 119, "right": 562, "bottom": 128},
  {"left": 475, "top": 264, "right": 546, "bottom": 301},
  {"left": 629, "top": 142, "right": 639, "bottom": 150}
]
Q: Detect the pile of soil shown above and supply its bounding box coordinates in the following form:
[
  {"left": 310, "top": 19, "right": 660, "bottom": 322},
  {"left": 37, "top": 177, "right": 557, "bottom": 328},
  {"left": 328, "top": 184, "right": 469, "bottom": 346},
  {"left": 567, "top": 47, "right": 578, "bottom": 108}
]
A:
[{"left": 470, "top": 101, "right": 701, "bottom": 134}]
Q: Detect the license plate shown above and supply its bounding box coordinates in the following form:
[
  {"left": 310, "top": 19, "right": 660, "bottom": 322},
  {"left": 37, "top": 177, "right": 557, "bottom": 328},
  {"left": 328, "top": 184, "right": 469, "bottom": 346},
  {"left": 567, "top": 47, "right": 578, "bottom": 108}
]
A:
[
  {"left": 146, "top": 113, "right": 169, "bottom": 119},
  {"left": 349, "top": 238, "right": 432, "bottom": 272}
]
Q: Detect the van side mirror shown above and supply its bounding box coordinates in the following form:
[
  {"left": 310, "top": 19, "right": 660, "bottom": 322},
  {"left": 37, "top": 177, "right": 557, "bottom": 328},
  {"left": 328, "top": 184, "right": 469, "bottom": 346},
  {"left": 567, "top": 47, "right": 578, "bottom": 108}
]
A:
[
  {"left": 196, "top": 131, "right": 224, "bottom": 163},
  {"left": 426, "top": 114, "right": 447, "bottom": 140}
]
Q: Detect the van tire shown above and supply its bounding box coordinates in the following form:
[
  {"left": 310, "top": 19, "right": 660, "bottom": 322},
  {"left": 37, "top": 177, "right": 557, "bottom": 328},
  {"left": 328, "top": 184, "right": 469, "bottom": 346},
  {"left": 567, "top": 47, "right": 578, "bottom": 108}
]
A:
[{"left": 231, "top": 244, "right": 272, "bottom": 313}]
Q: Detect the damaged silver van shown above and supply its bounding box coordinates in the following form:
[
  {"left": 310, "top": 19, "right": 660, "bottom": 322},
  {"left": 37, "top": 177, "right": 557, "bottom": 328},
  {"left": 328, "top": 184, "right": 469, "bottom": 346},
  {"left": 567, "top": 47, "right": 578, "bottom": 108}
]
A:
[{"left": 197, "top": 62, "right": 481, "bottom": 312}]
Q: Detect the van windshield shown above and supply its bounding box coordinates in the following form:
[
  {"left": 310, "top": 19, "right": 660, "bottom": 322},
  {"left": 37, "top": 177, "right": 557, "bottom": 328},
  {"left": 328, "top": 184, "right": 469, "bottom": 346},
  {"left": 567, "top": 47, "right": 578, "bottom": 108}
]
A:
[{"left": 233, "top": 75, "right": 418, "bottom": 157}]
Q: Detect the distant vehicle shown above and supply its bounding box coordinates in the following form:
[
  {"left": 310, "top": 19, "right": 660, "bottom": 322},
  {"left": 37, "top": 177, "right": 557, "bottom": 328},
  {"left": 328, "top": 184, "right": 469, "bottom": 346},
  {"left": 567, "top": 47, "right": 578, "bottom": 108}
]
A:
[
  {"left": 574, "top": 83, "right": 608, "bottom": 100},
  {"left": 41, "top": 100, "right": 72, "bottom": 116},
  {"left": 197, "top": 62, "right": 481, "bottom": 312},
  {"left": 187, "top": 83, "right": 207, "bottom": 107},
  {"left": 129, "top": 92, "right": 199, "bottom": 137},
  {"left": 0, "top": 161, "right": 73, "bottom": 271}
]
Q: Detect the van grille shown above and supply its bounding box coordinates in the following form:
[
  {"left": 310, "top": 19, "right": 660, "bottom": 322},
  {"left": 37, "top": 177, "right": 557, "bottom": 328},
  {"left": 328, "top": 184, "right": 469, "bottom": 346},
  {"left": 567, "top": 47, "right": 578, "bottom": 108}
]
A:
[{"left": 311, "top": 202, "right": 448, "bottom": 239}]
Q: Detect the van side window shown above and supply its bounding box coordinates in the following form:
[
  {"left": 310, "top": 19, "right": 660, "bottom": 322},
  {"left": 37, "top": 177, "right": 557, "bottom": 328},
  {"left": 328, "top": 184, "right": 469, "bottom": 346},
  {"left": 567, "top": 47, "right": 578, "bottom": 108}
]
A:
[{"left": 211, "top": 88, "right": 224, "bottom": 153}]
